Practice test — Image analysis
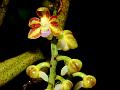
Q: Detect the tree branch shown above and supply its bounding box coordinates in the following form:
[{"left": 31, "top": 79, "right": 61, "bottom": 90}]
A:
[{"left": 0, "top": 50, "right": 44, "bottom": 87}]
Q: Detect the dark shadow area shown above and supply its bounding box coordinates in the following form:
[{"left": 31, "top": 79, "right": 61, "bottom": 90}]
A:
[{"left": 0, "top": 0, "right": 101, "bottom": 89}]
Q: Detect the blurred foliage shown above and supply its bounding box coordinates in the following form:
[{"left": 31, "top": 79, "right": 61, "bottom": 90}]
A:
[{"left": 0, "top": 0, "right": 9, "bottom": 26}]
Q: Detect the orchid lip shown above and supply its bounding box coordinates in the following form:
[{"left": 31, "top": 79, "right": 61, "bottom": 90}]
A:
[{"left": 41, "top": 29, "right": 51, "bottom": 37}]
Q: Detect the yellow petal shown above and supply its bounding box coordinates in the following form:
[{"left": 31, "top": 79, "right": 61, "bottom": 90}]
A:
[
  {"left": 36, "top": 7, "right": 50, "bottom": 18},
  {"left": 28, "top": 28, "right": 41, "bottom": 39},
  {"left": 63, "top": 30, "right": 78, "bottom": 49},
  {"left": 57, "top": 38, "right": 69, "bottom": 51},
  {"left": 28, "top": 17, "right": 40, "bottom": 28},
  {"left": 49, "top": 24, "right": 63, "bottom": 36},
  {"left": 57, "top": 30, "right": 78, "bottom": 51}
]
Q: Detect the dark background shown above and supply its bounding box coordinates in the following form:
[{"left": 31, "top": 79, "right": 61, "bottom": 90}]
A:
[{"left": 0, "top": 0, "right": 104, "bottom": 90}]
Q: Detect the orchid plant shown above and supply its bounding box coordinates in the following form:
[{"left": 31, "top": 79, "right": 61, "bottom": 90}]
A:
[{"left": 25, "top": 5, "right": 96, "bottom": 90}]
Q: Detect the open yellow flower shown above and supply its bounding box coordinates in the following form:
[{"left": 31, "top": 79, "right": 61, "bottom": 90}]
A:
[
  {"left": 57, "top": 30, "right": 78, "bottom": 51},
  {"left": 28, "top": 7, "right": 62, "bottom": 39}
]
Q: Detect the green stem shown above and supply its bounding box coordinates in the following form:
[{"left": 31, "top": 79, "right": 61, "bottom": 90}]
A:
[
  {"left": 56, "top": 55, "right": 71, "bottom": 63},
  {"left": 55, "top": 75, "right": 65, "bottom": 82},
  {"left": 46, "top": 0, "right": 70, "bottom": 89},
  {"left": 36, "top": 62, "right": 50, "bottom": 70},
  {"left": 46, "top": 42, "right": 58, "bottom": 90},
  {"left": 72, "top": 72, "right": 87, "bottom": 78}
]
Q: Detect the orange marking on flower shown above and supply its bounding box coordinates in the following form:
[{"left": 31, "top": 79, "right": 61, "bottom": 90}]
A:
[
  {"left": 49, "top": 16, "right": 57, "bottom": 21},
  {"left": 30, "top": 24, "right": 41, "bottom": 29},
  {"left": 30, "top": 17, "right": 40, "bottom": 22},
  {"left": 51, "top": 21, "right": 59, "bottom": 27},
  {"left": 36, "top": 11, "right": 43, "bottom": 17},
  {"left": 46, "top": 11, "right": 50, "bottom": 18}
]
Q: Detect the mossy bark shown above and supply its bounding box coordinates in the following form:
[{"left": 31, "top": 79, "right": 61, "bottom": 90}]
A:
[
  {"left": 57, "top": 0, "right": 70, "bottom": 28},
  {"left": 0, "top": 50, "right": 44, "bottom": 87}
]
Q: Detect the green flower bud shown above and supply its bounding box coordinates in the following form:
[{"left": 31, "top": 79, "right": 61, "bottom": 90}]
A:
[
  {"left": 68, "top": 59, "right": 82, "bottom": 74},
  {"left": 57, "top": 30, "right": 78, "bottom": 51},
  {"left": 83, "top": 75, "right": 96, "bottom": 88},
  {"left": 26, "top": 65, "right": 39, "bottom": 78},
  {"left": 61, "top": 80, "right": 73, "bottom": 90}
]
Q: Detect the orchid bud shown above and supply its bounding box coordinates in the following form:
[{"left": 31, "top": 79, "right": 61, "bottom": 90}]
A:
[
  {"left": 68, "top": 59, "right": 82, "bottom": 74},
  {"left": 83, "top": 75, "right": 96, "bottom": 88},
  {"left": 61, "top": 80, "right": 73, "bottom": 90},
  {"left": 57, "top": 30, "right": 78, "bottom": 51},
  {"left": 26, "top": 65, "right": 39, "bottom": 78}
]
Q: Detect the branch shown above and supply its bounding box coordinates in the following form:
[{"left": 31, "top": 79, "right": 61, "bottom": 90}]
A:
[
  {"left": 0, "top": 50, "right": 44, "bottom": 87},
  {"left": 57, "top": 0, "right": 70, "bottom": 28},
  {"left": 0, "top": 0, "right": 9, "bottom": 26}
]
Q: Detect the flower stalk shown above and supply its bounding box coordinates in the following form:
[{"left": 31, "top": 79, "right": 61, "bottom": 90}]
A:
[{"left": 46, "top": 40, "right": 58, "bottom": 90}]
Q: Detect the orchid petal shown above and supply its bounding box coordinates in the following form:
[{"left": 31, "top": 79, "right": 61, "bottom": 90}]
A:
[
  {"left": 57, "top": 30, "right": 78, "bottom": 51},
  {"left": 63, "top": 30, "right": 78, "bottom": 49},
  {"left": 36, "top": 7, "right": 50, "bottom": 18},
  {"left": 49, "top": 15, "right": 58, "bottom": 22},
  {"left": 49, "top": 16, "right": 59, "bottom": 28},
  {"left": 49, "top": 16, "right": 63, "bottom": 36},
  {"left": 74, "top": 81, "right": 83, "bottom": 90},
  {"left": 28, "top": 28, "right": 41, "bottom": 39},
  {"left": 29, "top": 17, "right": 40, "bottom": 28},
  {"left": 39, "top": 71, "right": 48, "bottom": 82},
  {"left": 50, "top": 21, "right": 59, "bottom": 27},
  {"left": 40, "top": 29, "right": 51, "bottom": 37},
  {"left": 57, "top": 38, "right": 69, "bottom": 51},
  {"left": 61, "top": 65, "right": 68, "bottom": 76},
  {"left": 54, "top": 84, "right": 62, "bottom": 90},
  {"left": 46, "top": 34, "right": 53, "bottom": 40},
  {"left": 49, "top": 24, "right": 62, "bottom": 36}
]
